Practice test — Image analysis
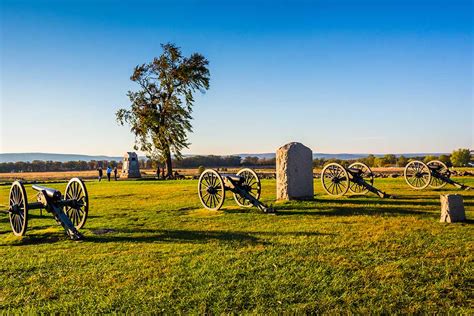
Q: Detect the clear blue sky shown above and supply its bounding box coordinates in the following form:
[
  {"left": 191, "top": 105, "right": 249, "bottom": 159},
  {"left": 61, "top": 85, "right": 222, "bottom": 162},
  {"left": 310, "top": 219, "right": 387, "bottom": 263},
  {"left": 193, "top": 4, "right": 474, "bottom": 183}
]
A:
[{"left": 1, "top": 0, "right": 472, "bottom": 156}]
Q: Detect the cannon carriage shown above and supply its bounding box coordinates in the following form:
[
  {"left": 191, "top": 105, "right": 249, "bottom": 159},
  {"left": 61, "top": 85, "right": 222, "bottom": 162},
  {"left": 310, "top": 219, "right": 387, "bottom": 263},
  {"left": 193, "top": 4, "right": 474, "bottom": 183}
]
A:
[
  {"left": 198, "top": 168, "right": 274, "bottom": 213},
  {"left": 404, "top": 160, "right": 472, "bottom": 190},
  {"left": 321, "top": 162, "right": 391, "bottom": 198},
  {"left": 3, "top": 178, "right": 88, "bottom": 240}
]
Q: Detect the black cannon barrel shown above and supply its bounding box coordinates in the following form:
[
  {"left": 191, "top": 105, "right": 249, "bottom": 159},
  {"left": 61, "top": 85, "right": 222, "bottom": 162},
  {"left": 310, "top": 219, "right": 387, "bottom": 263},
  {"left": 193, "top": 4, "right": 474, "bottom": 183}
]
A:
[{"left": 32, "top": 184, "right": 61, "bottom": 200}]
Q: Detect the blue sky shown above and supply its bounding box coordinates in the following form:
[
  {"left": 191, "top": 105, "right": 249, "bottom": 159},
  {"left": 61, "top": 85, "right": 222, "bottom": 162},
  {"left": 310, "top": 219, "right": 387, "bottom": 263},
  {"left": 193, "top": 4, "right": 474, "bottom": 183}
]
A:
[{"left": 1, "top": 0, "right": 472, "bottom": 156}]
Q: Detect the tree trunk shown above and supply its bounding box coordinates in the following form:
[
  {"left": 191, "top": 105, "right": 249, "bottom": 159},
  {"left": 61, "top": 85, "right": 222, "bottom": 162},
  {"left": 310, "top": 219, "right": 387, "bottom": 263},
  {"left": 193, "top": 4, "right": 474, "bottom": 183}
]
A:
[{"left": 165, "top": 153, "right": 173, "bottom": 178}]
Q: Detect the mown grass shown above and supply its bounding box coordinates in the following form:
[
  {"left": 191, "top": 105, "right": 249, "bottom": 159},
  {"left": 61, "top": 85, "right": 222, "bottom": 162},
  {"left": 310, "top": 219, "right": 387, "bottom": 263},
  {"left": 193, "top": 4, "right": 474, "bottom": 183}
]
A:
[{"left": 0, "top": 177, "right": 472, "bottom": 313}]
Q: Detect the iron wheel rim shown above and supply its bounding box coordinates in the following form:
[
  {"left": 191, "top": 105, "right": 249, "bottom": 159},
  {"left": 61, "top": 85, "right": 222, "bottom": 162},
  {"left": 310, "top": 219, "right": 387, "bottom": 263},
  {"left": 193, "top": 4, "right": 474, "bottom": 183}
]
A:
[
  {"left": 321, "top": 163, "right": 350, "bottom": 196},
  {"left": 348, "top": 162, "right": 374, "bottom": 195},
  {"left": 404, "top": 160, "right": 431, "bottom": 190},
  {"left": 64, "top": 178, "right": 89, "bottom": 229},
  {"left": 427, "top": 160, "right": 449, "bottom": 189},
  {"left": 198, "top": 169, "right": 225, "bottom": 210},
  {"left": 9, "top": 181, "right": 28, "bottom": 236},
  {"left": 233, "top": 168, "right": 261, "bottom": 207}
]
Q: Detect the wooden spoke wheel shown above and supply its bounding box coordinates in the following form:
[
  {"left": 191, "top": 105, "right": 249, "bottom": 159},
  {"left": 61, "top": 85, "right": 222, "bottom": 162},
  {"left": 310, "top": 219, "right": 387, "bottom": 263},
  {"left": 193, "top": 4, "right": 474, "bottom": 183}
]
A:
[
  {"left": 233, "top": 168, "right": 261, "bottom": 207},
  {"left": 348, "top": 162, "right": 374, "bottom": 195},
  {"left": 198, "top": 169, "right": 225, "bottom": 210},
  {"left": 9, "top": 181, "right": 29, "bottom": 236},
  {"left": 404, "top": 160, "right": 431, "bottom": 190},
  {"left": 64, "top": 178, "right": 89, "bottom": 229},
  {"left": 427, "top": 160, "right": 450, "bottom": 189},
  {"left": 321, "top": 163, "right": 350, "bottom": 196}
]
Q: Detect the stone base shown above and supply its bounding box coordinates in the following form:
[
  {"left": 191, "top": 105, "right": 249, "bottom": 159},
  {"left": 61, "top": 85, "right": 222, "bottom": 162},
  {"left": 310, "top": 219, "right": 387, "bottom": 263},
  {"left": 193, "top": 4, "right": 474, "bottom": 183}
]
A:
[
  {"left": 440, "top": 194, "right": 466, "bottom": 223},
  {"left": 120, "top": 171, "right": 141, "bottom": 179},
  {"left": 276, "top": 142, "right": 314, "bottom": 200}
]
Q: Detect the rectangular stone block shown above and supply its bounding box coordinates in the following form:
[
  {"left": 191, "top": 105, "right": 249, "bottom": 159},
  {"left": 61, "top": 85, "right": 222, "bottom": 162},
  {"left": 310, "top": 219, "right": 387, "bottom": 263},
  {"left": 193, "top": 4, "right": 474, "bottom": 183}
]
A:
[
  {"left": 276, "top": 142, "right": 314, "bottom": 200},
  {"left": 440, "top": 194, "right": 466, "bottom": 223}
]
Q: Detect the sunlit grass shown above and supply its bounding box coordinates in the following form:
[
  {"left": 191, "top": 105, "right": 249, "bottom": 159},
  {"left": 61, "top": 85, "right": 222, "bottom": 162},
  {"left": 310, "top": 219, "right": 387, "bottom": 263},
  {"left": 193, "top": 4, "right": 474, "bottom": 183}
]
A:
[{"left": 0, "top": 177, "right": 472, "bottom": 313}]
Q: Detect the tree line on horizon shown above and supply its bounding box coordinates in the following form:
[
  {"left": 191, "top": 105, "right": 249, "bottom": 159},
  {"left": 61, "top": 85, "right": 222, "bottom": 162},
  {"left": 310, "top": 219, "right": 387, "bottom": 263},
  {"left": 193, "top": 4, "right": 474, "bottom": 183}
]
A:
[
  {"left": 0, "top": 155, "right": 273, "bottom": 173},
  {"left": 0, "top": 149, "right": 470, "bottom": 173},
  {"left": 314, "top": 149, "right": 470, "bottom": 168}
]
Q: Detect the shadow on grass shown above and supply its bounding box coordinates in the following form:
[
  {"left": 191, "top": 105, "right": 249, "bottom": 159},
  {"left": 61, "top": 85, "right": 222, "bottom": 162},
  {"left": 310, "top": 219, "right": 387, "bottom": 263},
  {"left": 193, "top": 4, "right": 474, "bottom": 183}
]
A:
[
  {"left": 1, "top": 227, "right": 333, "bottom": 246},
  {"left": 85, "top": 229, "right": 263, "bottom": 244},
  {"left": 277, "top": 207, "right": 437, "bottom": 217},
  {"left": 317, "top": 197, "right": 440, "bottom": 206},
  {"left": 222, "top": 208, "right": 268, "bottom": 215},
  {"left": 27, "top": 213, "right": 102, "bottom": 219},
  {"left": 0, "top": 229, "right": 264, "bottom": 246},
  {"left": 85, "top": 228, "right": 333, "bottom": 244},
  {"left": 208, "top": 201, "right": 442, "bottom": 217},
  {"left": 106, "top": 227, "right": 331, "bottom": 236},
  {"left": 273, "top": 191, "right": 474, "bottom": 216},
  {"left": 0, "top": 213, "right": 102, "bottom": 224},
  {"left": 317, "top": 195, "right": 474, "bottom": 207},
  {"left": 176, "top": 206, "right": 199, "bottom": 212},
  {"left": 274, "top": 199, "right": 437, "bottom": 217},
  {"left": 0, "top": 233, "right": 63, "bottom": 246}
]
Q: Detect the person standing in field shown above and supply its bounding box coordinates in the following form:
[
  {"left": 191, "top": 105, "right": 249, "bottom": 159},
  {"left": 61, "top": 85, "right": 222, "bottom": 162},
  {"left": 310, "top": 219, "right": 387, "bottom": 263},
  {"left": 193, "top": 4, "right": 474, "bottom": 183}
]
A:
[
  {"left": 113, "top": 166, "right": 118, "bottom": 181},
  {"left": 98, "top": 167, "right": 103, "bottom": 182},
  {"left": 156, "top": 166, "right": 160, "bottom": 179},
  {"left": 106, "top": 166, "right": 112, "bottom": 182}
]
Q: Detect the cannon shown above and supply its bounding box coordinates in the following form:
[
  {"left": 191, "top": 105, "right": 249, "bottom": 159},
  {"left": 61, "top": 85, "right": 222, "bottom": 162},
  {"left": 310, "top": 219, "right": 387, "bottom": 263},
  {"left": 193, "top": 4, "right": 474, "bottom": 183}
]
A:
[
  {"left": 321, "top": 162, "right": 391, "bottom": 198},
  {"left": 198, "top": 168, "right": 274, "bottom": 213},
  {"left": 2, "top": 178, "right": 89, "bottom": 240},
  {"left": 404, "top": 160, "right": 472, "bottom": 190}
]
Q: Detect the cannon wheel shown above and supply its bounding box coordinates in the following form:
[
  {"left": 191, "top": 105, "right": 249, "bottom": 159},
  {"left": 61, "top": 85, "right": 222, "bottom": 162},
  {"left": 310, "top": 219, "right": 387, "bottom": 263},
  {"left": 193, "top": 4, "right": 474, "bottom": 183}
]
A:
[
  {"left": 198, "top": 169, "right": 225, "bottom": 210},
  {"left": 404, "top": 160, "right": 431, "bottom": 190},
  {"left": 348, "top": 162, "right": 374, "bottom": 195},
  {"left": 321, "top": 163, "right": 350, "bottom": 196},
  {"left": 64, "top": 178, "right": 89, "bottom": 229},
  {"left": 427, "top": 160, "right": 449, "bottom": 189},
  {"left": 9, "top": 181, "right": 29, "bottom": 236},
  {"left": 233, "top": 168, "right": 262, "bottom": 207}
]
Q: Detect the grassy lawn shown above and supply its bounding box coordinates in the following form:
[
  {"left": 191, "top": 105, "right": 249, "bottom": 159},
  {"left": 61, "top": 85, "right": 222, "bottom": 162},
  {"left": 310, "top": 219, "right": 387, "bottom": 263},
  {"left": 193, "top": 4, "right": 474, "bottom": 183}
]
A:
[{"left": 0, "top": 177, "right": 472, "bottom": 313}]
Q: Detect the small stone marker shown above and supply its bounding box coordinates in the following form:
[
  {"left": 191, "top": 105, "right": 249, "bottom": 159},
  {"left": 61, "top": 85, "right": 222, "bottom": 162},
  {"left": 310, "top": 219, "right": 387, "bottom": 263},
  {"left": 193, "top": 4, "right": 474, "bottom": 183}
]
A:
[
  {"left": 121, "top": 152, "right": 141, "bottom": 178},
  {"left": 276, "top": 142, "right": 314, "bottom": 200},
  {"left": 440, "top": 194, "right": 466, "bottom": 223}
]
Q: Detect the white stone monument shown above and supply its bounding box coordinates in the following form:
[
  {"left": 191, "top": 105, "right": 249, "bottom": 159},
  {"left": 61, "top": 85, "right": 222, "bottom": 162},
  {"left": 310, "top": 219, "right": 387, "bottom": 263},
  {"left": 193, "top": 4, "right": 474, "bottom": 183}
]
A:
[
  {"left": 121, "top": 152, "right": 141, "bottom": 179},
  {"left": 276, "top": 142, "right": 314, "bottom": 200},
  {"left": 440, "top": 194, "right": 466, "bottom": 223}
]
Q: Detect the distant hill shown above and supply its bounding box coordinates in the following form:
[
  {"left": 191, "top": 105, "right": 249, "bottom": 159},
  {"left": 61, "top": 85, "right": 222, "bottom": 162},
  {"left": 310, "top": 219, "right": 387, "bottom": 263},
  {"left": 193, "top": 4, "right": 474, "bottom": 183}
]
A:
[{"left": 0, "top": 152, "right": 448, "bottom": 163}]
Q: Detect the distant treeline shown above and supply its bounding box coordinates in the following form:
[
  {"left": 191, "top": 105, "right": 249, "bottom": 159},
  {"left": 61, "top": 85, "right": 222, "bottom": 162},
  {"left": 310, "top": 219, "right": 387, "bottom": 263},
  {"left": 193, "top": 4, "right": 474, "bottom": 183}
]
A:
[
  {"left": 175, "top": 155, "right": 242, "bottom": 168},
  {"left": 0, "top": 160, "right": 122, "bottom": 173},
  {"left": 313, "top": 149, "right": 471, "bottom": 168},
  {"left": 175, "top": 155, "right": 276, "bottom": 168},
  {"left": 312, "top": 154, "right": 450, "bottom": 168},
  {"left": 0, "top": 156, "right": 274, "bottom": 173},
  {"left": 0, "top": 149, "right": 470, "bottom": 173}
]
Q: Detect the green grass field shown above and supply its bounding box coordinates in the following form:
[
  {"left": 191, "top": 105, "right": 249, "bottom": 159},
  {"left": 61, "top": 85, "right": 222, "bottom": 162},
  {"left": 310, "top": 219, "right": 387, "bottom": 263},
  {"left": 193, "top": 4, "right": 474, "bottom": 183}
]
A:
[{"left": 0, "top": 177, "right": 472, "bottom": 313}]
